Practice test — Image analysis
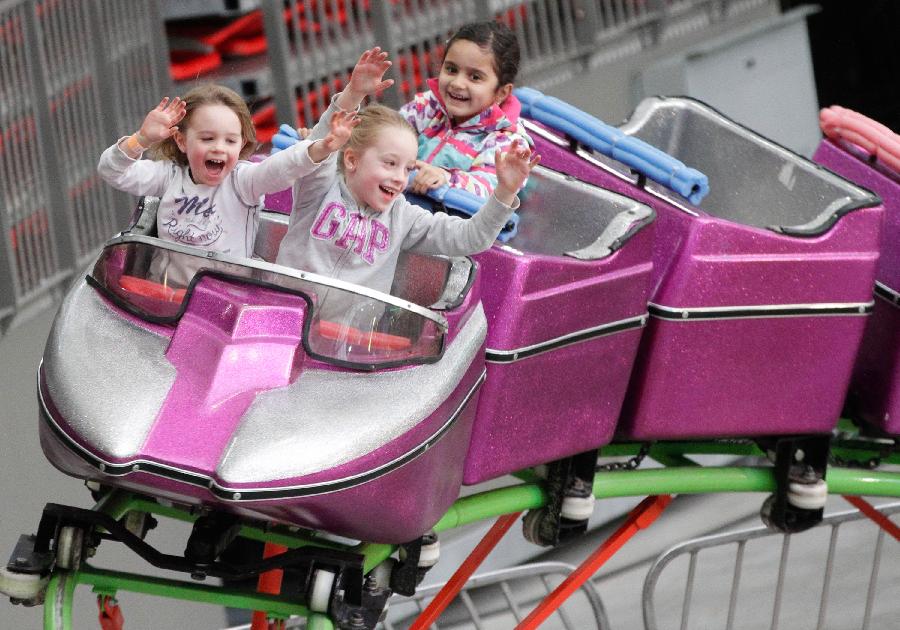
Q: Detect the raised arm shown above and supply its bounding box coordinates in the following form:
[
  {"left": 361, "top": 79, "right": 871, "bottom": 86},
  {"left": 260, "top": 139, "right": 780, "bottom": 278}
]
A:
[
  {"left": 403, "top": 141, "right": 540, "bottom": 256},
  {"left": 119, "top": 97, "right": 186, "bottom": 158},
  {"left": 98, "top": 97, "right": 186, "bottom": 196},
  {"left": 307, "top": 110, "right": 359, "bottom": 163},
  {"left": 335, "top": 47, "right": 395, "bottom": 112},
  {"left": 234, "top": 111, "right": 359, "bottom": 202},
  {"left": 493, "top": 139, "right": 540, "bottom": 206}
]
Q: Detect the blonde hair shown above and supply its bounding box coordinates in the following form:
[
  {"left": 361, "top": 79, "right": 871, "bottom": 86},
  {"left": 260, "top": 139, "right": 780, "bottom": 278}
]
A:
[
  {"left": 152, "top": 84, "right": 257, "bottom": 165},
  {"left": 339, "top": 104, "right": 417, "bottom": 172}
]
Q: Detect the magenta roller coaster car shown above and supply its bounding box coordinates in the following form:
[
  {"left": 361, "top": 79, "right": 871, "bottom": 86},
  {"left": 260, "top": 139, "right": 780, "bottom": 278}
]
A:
[
  {"left": 522, "top": 97, "right": 882, "bottom": 440},
  {"left": 263, "top": 126, "right": 659, "bottom": 485},
  {"left": 461, "top": 159, "right": 655, "bottom": 483},
  {"left": 38, "top": 216, "right": 487, "bottom": 544},
  {"left": 814, "top": 106, "right": 900, "bottom": 436}
]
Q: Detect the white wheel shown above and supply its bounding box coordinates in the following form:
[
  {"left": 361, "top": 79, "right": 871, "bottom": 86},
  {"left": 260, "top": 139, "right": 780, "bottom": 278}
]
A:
[
  {"left": 308, "top": 569, "right": 335, "bottom": 613},
  {"left": 522, "top": 508, "right": 550, "bottom": 546},
  {"left": 55, "top": 526, "right": 84, "bottom": 571},
  {"left": 787, "top": 479, "right": 827, "bottom": 510},
  {"left": 417, "top": 538, "right": 440, "bottom": 568},
  {"left": 561, "top": 494, "right": 596, "bottom": 521},
  {"left": 0, "top": 567, "right": 49, "bottom": 603}
]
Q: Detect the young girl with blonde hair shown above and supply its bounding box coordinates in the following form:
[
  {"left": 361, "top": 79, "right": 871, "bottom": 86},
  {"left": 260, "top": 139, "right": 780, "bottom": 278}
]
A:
[{"left": 98, "top": 84, "right": 319, "bottom": 259}]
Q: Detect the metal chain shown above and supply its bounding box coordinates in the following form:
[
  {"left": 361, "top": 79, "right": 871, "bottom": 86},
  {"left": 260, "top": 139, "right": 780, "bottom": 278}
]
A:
[{"left": 595, "top": 442, "right": 652, "bottom": 472}]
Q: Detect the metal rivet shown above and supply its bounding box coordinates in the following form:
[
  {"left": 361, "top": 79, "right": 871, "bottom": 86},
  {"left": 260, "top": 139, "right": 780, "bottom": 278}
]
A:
[
  {"left": 681, "top": 311, "right": 689, "bottom": 319},
  {"left": 132, "top": 464, "right": 140, "bottom": 472},
  {"left": 233, "top": 492, "right": 241, "bottom": 500},
  {"left": 98, "top": 463, "right": 106, "bottom": 472}
]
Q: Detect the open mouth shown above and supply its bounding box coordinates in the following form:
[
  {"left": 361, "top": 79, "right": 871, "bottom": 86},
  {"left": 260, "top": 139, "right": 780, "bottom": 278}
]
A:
[
  {"left": 205, "top": 159, "right": 225, "bottom": 177},
  {"left": 379, "top": 185, "right": 398, "bottom": 199},
  {"left": 447, "top": 91, "right": 469, "bottom": 104}
]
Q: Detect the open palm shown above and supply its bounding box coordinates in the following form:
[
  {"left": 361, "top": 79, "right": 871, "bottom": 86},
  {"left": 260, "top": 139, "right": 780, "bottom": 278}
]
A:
[
  {"left": 348, "top": 47, "right": 394, "bottom": 96},
  {"left": 139, "top": 97, "right": 186, "bottom": 144}
]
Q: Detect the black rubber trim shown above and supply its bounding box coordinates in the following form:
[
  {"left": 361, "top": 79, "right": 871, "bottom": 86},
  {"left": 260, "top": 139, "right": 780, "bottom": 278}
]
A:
[
  {"left": 485, "top": 316, "right": 646, "bottom": 363},
  {"left": 875, "top": 282, "right": 900, "bottom": 307},
  {"left": 648, "top": 302, "right": 873, "bottom": 321}
]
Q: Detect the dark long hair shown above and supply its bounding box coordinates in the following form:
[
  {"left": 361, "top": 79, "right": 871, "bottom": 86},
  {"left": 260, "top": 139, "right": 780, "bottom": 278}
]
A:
[{"left": 444, "top": 21, "right": 521, "bottom": 86}]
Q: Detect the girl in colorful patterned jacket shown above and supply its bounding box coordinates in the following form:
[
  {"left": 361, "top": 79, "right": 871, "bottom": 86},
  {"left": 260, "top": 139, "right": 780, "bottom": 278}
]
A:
[
  {"left": 403, "top": 20, "right": 531, "bottom": 199},
  {"left": 279, "top": 21, "right": 530, "bottom": 200}
]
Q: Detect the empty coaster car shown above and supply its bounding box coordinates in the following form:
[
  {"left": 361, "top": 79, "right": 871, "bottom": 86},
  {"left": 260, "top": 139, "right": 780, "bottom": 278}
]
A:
[
  {"left": 609, "top": 97, "right": 883, "bottom": 440},
  {"left": 814, "top": 106, "right": 900, "bottom": 437},
  {"left": 38, "top": 199, "right": 487, "bottom": 544},
  {"left": 460, "top": 160, "right": 655, "bottom": 483}
]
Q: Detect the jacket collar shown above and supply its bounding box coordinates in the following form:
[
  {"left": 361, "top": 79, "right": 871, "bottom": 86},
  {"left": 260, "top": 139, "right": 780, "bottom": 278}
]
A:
[{"left": 426, "top": 77, "right": 521, "bottom": 132}]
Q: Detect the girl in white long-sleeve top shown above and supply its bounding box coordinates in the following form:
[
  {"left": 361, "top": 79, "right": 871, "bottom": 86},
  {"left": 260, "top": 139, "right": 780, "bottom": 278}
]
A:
[{"left": 97, "top": 84, "right": 315, "bottom": 260}]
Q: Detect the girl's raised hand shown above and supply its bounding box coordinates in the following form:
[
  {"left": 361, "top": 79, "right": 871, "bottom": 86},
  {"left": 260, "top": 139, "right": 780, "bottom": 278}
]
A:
[
  {"left": 138, "top": 97, "right": 186, "bottom": 146},
  {"left": 321, "top": 110, "right": 360, "bottom": 153},
  {"left": 495, "top": 140, "right": 540, "bottom": 202},
  {"left": 347, "top": 47, "right": 395, "bottom": 98}
]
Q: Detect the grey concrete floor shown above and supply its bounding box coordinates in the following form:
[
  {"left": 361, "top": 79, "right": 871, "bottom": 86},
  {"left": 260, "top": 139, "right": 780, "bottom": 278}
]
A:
[{"left": 0, "top": 307, "right": 227, "bottom": 629}]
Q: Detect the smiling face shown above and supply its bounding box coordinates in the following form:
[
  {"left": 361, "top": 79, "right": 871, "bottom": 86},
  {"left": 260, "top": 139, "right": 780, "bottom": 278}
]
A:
[
  {"left": 343, "top": 126, "right": 418, "bottom": 212},
  {"left": 438, "top": 39, "right": 512, "bottom": 125},
  {"left": 174, "top": 103, "right": 245, "bottom": 186}
]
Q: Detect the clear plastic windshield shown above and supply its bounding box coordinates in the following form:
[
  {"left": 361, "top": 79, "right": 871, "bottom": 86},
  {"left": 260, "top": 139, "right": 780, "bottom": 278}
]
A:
[{"left": 88, "top": 239, "right": 446, "bottom": 369}]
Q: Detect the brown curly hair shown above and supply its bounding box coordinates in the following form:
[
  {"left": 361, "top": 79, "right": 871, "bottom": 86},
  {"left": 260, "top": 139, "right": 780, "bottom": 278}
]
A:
[{"left": 151, "top": 84, "right": 257, "bottom": 165}]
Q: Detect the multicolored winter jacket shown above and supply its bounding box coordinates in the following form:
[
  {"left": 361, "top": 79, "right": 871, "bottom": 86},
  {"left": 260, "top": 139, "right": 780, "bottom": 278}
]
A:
[{"left": 399, "top": 78, "right": 531, "bottom": 199}]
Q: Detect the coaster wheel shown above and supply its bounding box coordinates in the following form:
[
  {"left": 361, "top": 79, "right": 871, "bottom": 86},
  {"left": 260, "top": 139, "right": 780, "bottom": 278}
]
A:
[
  {"left": 0, "top": 566, "right": 49, "bottom": 606},
  {"left": 54, "top": 526, "right": 84, "bottom": 571},
  {"left": 307, "top": 568, "right": 336, "bottom": 613}
]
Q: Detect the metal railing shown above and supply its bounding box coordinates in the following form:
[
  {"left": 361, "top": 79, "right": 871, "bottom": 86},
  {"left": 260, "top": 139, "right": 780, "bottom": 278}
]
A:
[
  {"left": 223, "top": 561, "right": 610, "bottom": 629},
  {"left": 0, "top": 0, "right": 169, "bottom": 335},
  {"left": 643, "top": 501, "right": 900, "bottom": 630},
  {"left": 261, "top": 0, "right": 777, "bottom": 127},
  {"left": 1, "top": 0, "right": 779, "bottom": 334}
]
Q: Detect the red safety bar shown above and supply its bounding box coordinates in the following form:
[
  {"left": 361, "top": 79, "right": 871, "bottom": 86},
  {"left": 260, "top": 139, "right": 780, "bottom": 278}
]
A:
[
  {"left": 409, "top": 512, "right": 523, "bottom": 630},
  {"left": 316, "top": 320, "right": 413, "bottom": 351},
  {"left": 118, "top": 275, "right": 187, "bottom": 303},
  {"left": 843, "top": 495, "right": 900, "bottom": 542},
  {"left": 250, "top": 542, "right": 289, "bottom": 630}
]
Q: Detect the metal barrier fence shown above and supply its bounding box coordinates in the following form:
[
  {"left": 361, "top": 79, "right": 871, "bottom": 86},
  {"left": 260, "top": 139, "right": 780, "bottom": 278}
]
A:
[
  {"left": 0, "top": 0, "right": 169, "bottom": 335},
  {"left": 643, "top": 501, "right": 900, "bottom": 630},
  {"left": 224, "top": 561, "right": 610, "bottom": 629},
  {"left": 0, "top": 0, "right": 777, "bottom": 335},
  {"left": 260, "top": 0, "right": 776, "bottom": 128}
]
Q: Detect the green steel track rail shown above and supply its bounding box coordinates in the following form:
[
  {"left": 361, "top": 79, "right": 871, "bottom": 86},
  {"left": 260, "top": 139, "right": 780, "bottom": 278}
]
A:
[{"left": 39, "top": 438, "right": 900, "bottom": 629}]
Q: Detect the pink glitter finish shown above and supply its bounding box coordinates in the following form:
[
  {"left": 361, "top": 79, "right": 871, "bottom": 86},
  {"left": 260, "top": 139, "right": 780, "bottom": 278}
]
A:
[
  {"left": 524, "top": 126, "right": 883, "bottom": 440},
  {"left": 814, "top": 138, "right": 900, "bottom": 435},
  {"left": 265, "top": 188, "right": 293, "bottom": 214},
  {"left": 462, "top": 151, "right": 655, "bottom": 482},
  {"left": 39, "top": 271, "right": 485, "bottom": 542},
  {"left": 141, "top": 277, "right": 307, "bottom": 472},
  {"left": 617, "top": 200, "right": 882, "bottom": 439}
]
